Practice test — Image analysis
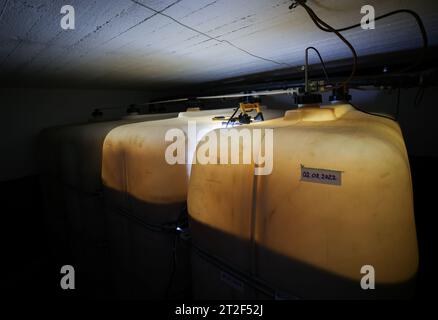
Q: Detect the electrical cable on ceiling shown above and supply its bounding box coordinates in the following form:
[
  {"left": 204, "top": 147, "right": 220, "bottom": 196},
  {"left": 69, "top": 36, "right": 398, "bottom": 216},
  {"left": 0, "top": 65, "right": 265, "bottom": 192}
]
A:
[
  {"left": 132, "top": 0, "right": 428, "bottom": 91},
  {"left": 304, "top": 46, "right": 329, "bottom": 93},
  {"left": 291, "top": 0, "right": 358, "bottom": 90},
  {"left": 130, "top": 0, "right": 293, "bottom": 68},
  {"left": 305, "top": 46, "right": 329, "bottom": 83},
  {"left": 120, "top": 0, "right": 429, "bottom": 123},
  {"left": 290, "top": 2, "right": 429, "bottom": 74},
  {"left": 0, "top": 0, "right": 9, "bottom": 22},
  {"left": 322, "top": 10, "right": 428, "bottom": 73},
  {"left": 291, "top": 1, "right": 400, "bottom": 121},
  {"left": 104, "top": 0, "right": 184, "bottom": 45}
]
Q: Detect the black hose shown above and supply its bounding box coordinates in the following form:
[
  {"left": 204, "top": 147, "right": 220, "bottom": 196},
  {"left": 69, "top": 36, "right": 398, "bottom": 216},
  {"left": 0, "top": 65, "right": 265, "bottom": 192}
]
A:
[
  {"left": 291, "top": 2, "right": 428, "bottom": 75},
  {"left": 305, "top": 46, "right": 330, "bottom": 83},
  {"left": 349, "top": 102, "right": 397, "bottom": 121},
  {"left": 226, "top": 107, "right": 240, "bottom": 128},
  {"left": 293, "top": 0, "right": 358, "bottom": 90}
]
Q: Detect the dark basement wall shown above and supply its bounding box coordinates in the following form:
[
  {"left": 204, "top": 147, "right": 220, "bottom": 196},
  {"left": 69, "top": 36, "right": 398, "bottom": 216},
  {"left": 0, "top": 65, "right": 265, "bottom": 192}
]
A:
[{"left": 0, "top": 87, "right": 151, "bottom": 181}]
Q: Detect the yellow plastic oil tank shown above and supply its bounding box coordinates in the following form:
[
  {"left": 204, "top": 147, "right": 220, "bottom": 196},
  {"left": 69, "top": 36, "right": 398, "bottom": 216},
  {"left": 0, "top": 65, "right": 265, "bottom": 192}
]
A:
[
  {"left": 38, "top": 112, "right": 177, "bottom": 296},
  {"left": 187, "top": 103, "right": 418, "bottom": 299},
  {"left": 101, "top": 107, "right": 284, "bottom": 299}
]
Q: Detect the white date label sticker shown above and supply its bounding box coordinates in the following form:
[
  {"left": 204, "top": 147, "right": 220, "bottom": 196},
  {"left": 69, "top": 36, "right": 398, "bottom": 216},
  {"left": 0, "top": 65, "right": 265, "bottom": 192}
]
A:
[{"left": 300, "top": 165, "right": 342, "bottom": 186}]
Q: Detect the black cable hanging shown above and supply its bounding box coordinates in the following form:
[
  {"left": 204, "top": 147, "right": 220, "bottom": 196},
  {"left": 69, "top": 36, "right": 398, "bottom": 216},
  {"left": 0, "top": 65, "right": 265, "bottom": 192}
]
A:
[
  {"left": 290, "top": 0, "right": 429, "bottom": 122},
  {"left": 305, "top": 46, "right": 330, "bottom": 83},
  {"left": 290, "top": 1, "right": 428, "bottom": 75},
  {"left": 291, "top": 0, "right": 357, "bottom": 90}
]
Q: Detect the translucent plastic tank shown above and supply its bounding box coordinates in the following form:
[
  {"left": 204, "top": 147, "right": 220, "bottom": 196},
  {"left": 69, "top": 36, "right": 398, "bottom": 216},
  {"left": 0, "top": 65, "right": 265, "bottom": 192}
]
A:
[
  {"left": 187, "top": 104, "right": 418, "bottom": 299},
  {"left": 101, "top": 107, "right": 284, "bottom": 299},
  {"left": 38, "top": 113, "right": 177, "bottom": 296}
]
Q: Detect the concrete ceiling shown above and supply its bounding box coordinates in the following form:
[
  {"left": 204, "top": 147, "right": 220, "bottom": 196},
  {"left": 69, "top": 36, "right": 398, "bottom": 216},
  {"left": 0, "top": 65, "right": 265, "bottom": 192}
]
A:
[{"left": 1, "top": 0, "right": 437, "bottom": 91}]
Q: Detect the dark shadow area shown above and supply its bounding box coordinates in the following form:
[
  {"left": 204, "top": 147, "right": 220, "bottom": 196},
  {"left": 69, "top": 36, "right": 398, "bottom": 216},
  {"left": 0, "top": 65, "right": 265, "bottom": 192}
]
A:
[
  {"left": 1, "top": 47, "right": 437, "bottom": 99},
  {"left": 0, "top": 155, "right": 435, "bottom": 300},
  {"left": 0, "top": 175, "right": 78, "bottom": 299},
  {"left": 102, "top": 187, "right": 191, "bottom": 300},
  {"left": 409, "top": 156, "right": 438, "bottom": 300},
  {"left": 189, "top": 220, "right": 417, "bottom": 300}
]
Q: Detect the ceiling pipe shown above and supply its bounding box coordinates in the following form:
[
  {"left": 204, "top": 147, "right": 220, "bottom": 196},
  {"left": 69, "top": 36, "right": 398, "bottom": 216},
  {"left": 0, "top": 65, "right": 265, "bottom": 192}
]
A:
[{"left": 140, "top": 88, "right": 301, "bottom": 106}]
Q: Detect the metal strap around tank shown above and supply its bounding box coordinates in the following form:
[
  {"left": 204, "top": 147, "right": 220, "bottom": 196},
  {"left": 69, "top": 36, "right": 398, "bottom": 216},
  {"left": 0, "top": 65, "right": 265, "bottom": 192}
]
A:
[{"left": 112, "top": 204, "right": 186, "bottom": 234}]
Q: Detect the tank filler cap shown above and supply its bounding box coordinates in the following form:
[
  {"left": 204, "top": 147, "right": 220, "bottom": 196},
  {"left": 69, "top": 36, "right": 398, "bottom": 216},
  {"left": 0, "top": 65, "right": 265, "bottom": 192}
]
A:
[
  {"left": 329, "top": 88, "right": 352, "bottom": 103},
  {"left": 294, "top": 92, "right": 322, "bottom": 107}
]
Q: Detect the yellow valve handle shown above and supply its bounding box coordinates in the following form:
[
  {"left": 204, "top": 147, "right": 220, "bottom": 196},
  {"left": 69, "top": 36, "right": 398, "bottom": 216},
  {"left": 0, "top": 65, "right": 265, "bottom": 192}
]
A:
[
  {"left": 239, "top": 102, "right": 261, "bottom": 114},
  {"left": 211, "top": 102, "right": 263, "bottom": 122}
]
